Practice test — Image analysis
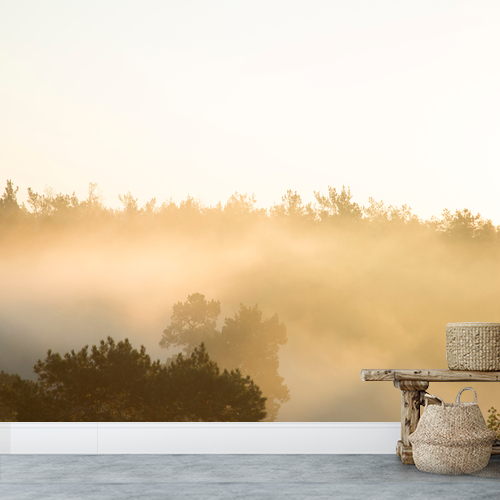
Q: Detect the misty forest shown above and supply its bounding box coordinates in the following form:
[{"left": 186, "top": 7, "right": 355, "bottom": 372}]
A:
[{"left": 1, "top": 179, "right": 500, "bottom": 422}]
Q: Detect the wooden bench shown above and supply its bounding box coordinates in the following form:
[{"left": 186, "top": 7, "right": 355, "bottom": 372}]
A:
[{"left": 360, "top": 369, "right": 500, "bottom": 464}]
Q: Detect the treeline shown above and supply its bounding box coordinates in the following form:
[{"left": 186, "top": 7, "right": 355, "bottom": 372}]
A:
[{"left": 1, "top": 180, "right": 498, "bottom": 241}]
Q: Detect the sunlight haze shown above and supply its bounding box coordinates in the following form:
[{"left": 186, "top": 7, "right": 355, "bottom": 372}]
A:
[
  {"left": 2, "top": 0, "right": 500, "bottom": 221},
  {"left": 3, "top": 1, "right": 500, "bottom": 423}
]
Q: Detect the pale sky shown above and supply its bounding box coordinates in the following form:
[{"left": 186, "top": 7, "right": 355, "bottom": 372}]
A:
[{"left": 1, "top": 0, "right": 500, "bottom": 220}]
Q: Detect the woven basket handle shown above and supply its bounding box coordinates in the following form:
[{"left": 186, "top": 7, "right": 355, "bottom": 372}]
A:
[
  {"left": 424, "top": 393, "right": 445, "bottom": 407},
  {"left": 455, "top": 387, "right": 477, "bottom": 404}
]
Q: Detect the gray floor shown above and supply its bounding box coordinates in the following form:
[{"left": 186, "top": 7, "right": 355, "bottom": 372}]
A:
[{"left": 1, "top": 454, "right": 500, "bottom": 499}]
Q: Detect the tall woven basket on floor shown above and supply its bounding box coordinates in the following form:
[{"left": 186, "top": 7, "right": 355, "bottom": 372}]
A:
[
  {"left": 409, "top": 387, "right": 496, "bottom": 475},
  {"left": 446, "top": 322, "right": 500, "bottom": 371}
]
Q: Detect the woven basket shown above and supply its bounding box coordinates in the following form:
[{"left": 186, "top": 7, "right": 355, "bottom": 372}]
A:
[
  {"left": 409, "top": 387, "right": 496, "bottom": 475},
  {"left": 446, "top": 322, "right": 500, "bottom": 371}
]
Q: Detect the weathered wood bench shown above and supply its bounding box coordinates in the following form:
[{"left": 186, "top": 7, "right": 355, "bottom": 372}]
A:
[{"left": 360, "top": 369, "right": 500, "bottom": 464}]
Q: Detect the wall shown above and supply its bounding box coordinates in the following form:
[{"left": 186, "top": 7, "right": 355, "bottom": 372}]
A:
[{"left": 0, "top": 423, "right": 400, "bottom": 454}]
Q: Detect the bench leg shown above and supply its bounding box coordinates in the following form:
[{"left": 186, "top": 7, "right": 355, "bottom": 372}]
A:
[{"left": 394, "top": 380, "right": 429, "bottom": 465}]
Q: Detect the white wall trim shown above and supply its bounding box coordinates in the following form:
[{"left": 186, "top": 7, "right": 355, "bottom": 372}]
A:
[{"left": 0, "top": 422, "right": 400, "bottom": 454}]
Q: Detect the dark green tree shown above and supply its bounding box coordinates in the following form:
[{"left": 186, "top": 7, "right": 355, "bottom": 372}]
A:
[
  {"left": 0, "top": 371, "right": 22, "bottom": 421},
  {"left": 160, "top": 294, "right": 290, "bottom": 421},
  {"left": 163, "top": 343, "right": 266, "bottom": 421},
  {"left": 0, "top": 338, "right": 266, "bottom": 422}
]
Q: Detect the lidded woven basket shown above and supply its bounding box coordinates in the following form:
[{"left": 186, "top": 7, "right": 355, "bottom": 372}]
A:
[
  {"left": 446, "top": 322, "right": 500, "bottom": 371},
  {"left": 409, "top": 387, "right": 496, "bottom": 475}
]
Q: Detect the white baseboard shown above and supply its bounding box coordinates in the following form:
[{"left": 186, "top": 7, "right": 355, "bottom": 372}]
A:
[{"left": 0, "top": 423, "right": 400, "bottom": 454}]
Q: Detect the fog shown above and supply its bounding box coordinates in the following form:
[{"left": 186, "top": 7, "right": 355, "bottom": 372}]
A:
[{"left": 1, "top": 186, "right": 500, "bottom": 421}]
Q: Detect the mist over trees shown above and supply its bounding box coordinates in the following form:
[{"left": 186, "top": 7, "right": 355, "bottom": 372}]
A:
[
  {"left": 2, "top": 179, "right": 500, "bottom": 422},
  {"left": 160, "top": 294, "right": 289, "bottom": 421}
]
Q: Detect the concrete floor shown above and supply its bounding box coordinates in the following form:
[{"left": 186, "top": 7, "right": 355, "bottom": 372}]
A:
[{"left": 1, "top": 454, "right": 500, "bottom": 499}]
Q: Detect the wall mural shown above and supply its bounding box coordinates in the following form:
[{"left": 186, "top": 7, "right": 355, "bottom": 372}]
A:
[{"left": 2, "top": 181, "right": 500, "bottom": 423}]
